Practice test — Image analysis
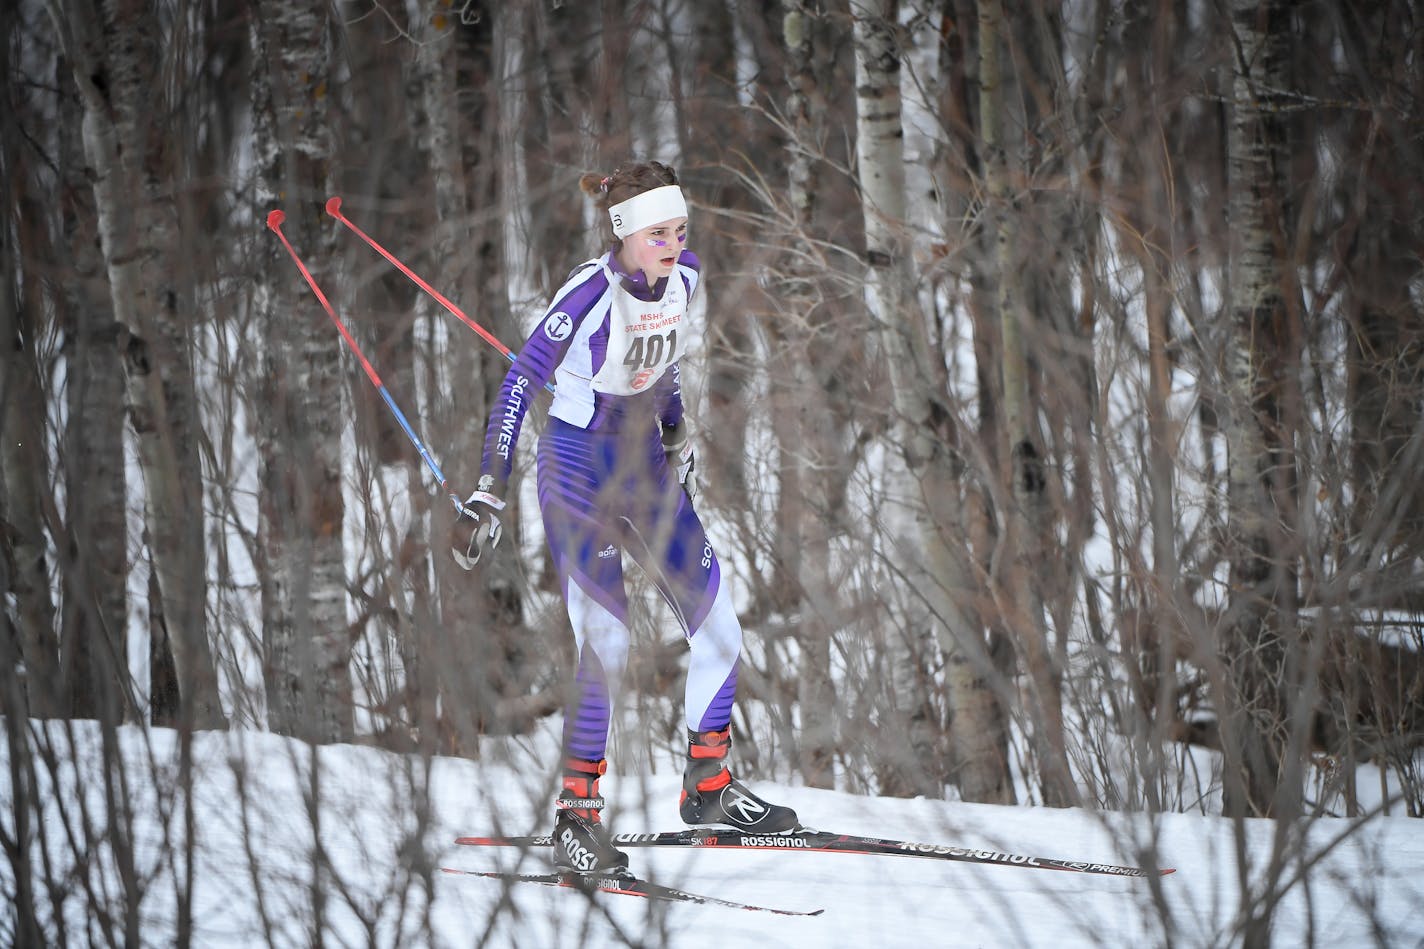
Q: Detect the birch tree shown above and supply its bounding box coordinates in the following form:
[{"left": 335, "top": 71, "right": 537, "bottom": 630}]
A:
[
  {"left": 1219, "top": 0, "right": 1299, "bottom": 819},
  {"left": 46, "top": 0, "right": 222, "bottom": 728},
  {"left": 975, "top": 0, "right": 1075, "bottom": 805},
  {"left": 924, "top": 0, "right": 1016, "bottom": 804},
  {"left": 250, "top": 1, "right": 351, "bottom": 742},
  {"left": 775, "top": 0, "right": 841, "bottom": 789},
  {"left": 402, "top": 0, "right": 483, "bottom": 752},
  {"left": 53, "top": 48, "right": 131, "bottom": 722},
  {"left": 1, "top": 132, "right": 63, "bottom": 720},
  {"left": 426, "top": 4, "right": 534, "bottom": 746},
  {"left": 1, "top": 14, "right": 69, "bottom": 716},
  {"left": 851, "top": 0, "right": 1004, "bottom": 798}
]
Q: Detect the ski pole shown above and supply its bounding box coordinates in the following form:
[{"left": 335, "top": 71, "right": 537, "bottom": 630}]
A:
[
  {"left": 323, "top": 196, "right": 555, "bottom": 395},
  {"left": 265, "top": 209, "right": 463, "bottom": 513}
]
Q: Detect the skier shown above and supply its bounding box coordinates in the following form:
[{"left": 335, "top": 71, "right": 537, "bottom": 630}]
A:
[{"left": 450, "top": 161, "right": 799, "bottom": 874}]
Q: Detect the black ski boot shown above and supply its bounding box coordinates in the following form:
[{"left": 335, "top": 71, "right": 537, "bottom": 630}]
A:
[
  {"left": 678, "top": 728, "right": 800, "bottom": 833},
  {"left": 553, "top": 757, "right": 630, "bottom": 876}
]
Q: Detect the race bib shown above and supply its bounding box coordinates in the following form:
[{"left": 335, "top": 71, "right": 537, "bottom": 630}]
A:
[{"left": 591, "top": 280, "right": 687, "bottom": 395}]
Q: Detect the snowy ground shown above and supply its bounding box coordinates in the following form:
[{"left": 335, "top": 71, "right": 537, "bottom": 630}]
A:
[{"left": 3, "top": 720, "right": 1423, "bottom": 948}]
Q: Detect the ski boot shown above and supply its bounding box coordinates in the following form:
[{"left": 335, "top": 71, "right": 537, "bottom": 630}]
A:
[
  {"left": 679, "top": 728, "right": 800, "bottom": 833},
  {"left": 553, "top": 757, "right": 630, "bottom": 876}
]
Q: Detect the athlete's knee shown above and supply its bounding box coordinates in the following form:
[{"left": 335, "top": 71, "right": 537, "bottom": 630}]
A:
[{"left": 687, "top": 583, "right": 742, "bottom": 660}]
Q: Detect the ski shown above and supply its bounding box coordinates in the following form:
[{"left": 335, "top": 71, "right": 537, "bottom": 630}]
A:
[
  {"left": 456, "top": 828, "right": 1174, "bottom": 878},
  {"left": 439, "top": 867, "right": 824, "bottom": 916}
]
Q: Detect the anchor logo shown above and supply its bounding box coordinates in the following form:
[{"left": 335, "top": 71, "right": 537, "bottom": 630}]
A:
[{"left": 544, "top": 311, "right": 574, "bottom": 341}]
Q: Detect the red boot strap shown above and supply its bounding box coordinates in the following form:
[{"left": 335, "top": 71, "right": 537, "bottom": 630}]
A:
[
  {"left": 689, "top": 729, "right": 730, "bottom": 760},
  {"left": 694, "top": 767, "right": 732, "bottom": 792}
]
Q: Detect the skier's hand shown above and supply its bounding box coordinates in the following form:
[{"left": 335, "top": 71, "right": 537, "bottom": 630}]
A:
[
  {"left": 451, "top": 475, "right": 505, "bottom": 570},
  {"left": 662, "top": 424, "right": 697, "bottom": 502}
]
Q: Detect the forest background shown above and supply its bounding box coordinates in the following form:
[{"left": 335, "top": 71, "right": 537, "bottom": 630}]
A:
[{"left": 3, "top": 0, "right": 1423, "bottom": 943}]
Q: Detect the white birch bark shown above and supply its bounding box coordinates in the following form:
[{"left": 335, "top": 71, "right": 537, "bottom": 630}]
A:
[
  {"left": 1220, "top": 0, "right": 1296, "bottom": 819},
  {"left": 852, "top": 0, "right": 1009, "bottom": 799},
  {"left": 46, "top": 0, "right": 221, "bottom": 727},
  {"left": 54, "top": 61, "right": 133, "bottom": 720},
  {"left": 250, "top": 1, "right": 351, "bottom": 742}
]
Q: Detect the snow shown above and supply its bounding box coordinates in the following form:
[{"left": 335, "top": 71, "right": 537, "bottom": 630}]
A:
[{"left": 5, "top": 720, "right": 1423, "bottom": 947}]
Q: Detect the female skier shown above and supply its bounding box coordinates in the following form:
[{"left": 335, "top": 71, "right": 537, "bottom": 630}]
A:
[{"left": 450, "top": 161, "right": 799, "bottom": 873}]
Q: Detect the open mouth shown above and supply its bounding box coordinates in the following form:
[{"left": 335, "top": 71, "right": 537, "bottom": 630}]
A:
[{"left": 659, "top": 256, "right": 676, "bottom": 267}]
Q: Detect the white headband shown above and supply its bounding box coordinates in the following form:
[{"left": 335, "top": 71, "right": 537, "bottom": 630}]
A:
[{"left": 608, "top": 185, "right": 688, "bottom": 239}]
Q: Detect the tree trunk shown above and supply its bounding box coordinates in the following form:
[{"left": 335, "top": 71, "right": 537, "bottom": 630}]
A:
[
  {"left": 931, "top": 0, "right": 1017, "bottom": 805},
  {"left": 1112, "top": 0, "right": 1186, "bottom": 749},
  {"left": 976, "top": 0, "right": 1076, "bottom": 806},
  {"left": 51, "top": 50, "right": 132, "bottom": 723},
  {"left": 47, "top": 0, "right": 222, "bottom": 729},
  {"left": 685, "top": 0, "right": 758, "bottom": 506},
  {"left": 779, "top": 0, "right": 838, "bottom": 791},
  {"left": 852, "top": 0, "right": 1000, "bottom": 798},
  {"left": 59, "top": 303, "right": 133, "bottom": 723},
  {"left": 1, "top": 165, "right": 64, "bottom": 720},
  {"left": 250, "top": 0, "right": 351, "bottom": 743},
  {"left": 405, "top": 0, "right": 478, "bottom": 754},
  {"left": 519, "top": 3, "right": 602, "bottom": 296},
  {"left": 1340, "top": 123, "right": 1424, "bottom": 568},
  {"left": 1220, "top": 0, "right": 1299, "bottom": 822}
]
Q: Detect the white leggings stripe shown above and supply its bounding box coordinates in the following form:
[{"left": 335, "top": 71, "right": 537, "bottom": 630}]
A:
[{"left": 684, "top": 581, "right": 742, "bottom": 731}]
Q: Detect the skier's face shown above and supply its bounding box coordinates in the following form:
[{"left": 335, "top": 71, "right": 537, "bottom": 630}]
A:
[{"left": 618, "top": 217, "right": 688, "bottom": 281}]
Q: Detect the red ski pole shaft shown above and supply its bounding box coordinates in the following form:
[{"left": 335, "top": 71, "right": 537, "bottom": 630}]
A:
[
  {"left": 325, "top": 196, "right": 514, "bottom": 360},
  {"left": 265, "top": 209, "right": 463, "bottom": 512}
]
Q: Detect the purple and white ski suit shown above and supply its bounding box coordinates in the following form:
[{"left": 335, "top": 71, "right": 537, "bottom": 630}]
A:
[{"left": 480, "top": 248, "right": 741, "bottom": 761}]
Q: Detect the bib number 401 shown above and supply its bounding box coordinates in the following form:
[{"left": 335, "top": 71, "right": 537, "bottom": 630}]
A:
[{"left": 624, "top": 329, "right": 678, "bottom": 372}]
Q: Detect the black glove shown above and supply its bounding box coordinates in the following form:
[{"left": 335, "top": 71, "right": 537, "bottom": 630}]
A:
[
  {"left": 661, "top": 424, "right": 697, "bottom": 502},
  {"left": 451, "top": 474, "right": 505, "bottom": 570}
]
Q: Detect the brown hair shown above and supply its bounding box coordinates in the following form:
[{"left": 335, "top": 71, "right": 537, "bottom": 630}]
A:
[{"left": 579, "top": 161, "right": 680, "bottom": 244}]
